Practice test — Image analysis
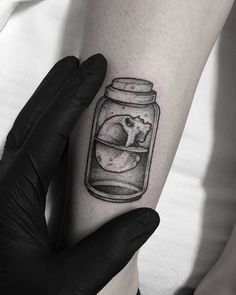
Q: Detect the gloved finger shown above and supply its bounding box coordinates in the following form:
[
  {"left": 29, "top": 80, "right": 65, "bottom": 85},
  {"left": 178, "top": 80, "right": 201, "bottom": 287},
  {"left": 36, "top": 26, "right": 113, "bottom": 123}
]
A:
[
  {"left": 20, "top": 54, "right": 107, "bottom": 194},
  {"left": 49, "top": 208, "right": 160, "bottom": 295},
  {"left": 3, "top": 56, "right": 79, "bottom": 155}
]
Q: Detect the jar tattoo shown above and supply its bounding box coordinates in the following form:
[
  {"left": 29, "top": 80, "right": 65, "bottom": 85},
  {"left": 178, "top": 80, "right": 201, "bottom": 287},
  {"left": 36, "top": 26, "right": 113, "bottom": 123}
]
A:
[{"left": 85, "top": 78, "right": 160, "bottom": 203}]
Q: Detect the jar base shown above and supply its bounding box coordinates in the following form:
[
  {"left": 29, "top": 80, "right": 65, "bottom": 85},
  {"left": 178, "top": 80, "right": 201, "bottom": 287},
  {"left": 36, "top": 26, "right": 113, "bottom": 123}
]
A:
[{"left": 86, "top": 180, "right": 143, "bottom": 203}]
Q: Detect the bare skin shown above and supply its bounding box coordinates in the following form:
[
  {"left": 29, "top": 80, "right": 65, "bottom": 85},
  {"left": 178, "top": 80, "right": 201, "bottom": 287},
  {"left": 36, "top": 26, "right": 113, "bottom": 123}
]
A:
[
  {"left": 63, "top": 1, "right": 235, "bottom": 294},
  {"left": 195, "top": 224, "right": 236, "bottom": 295}
]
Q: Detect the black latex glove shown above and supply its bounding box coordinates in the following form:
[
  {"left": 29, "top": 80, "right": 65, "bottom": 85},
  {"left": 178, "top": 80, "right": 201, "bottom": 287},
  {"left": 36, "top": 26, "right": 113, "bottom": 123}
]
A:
[{"left": 0, "top": 54, "right": 160, "bottom": 295}]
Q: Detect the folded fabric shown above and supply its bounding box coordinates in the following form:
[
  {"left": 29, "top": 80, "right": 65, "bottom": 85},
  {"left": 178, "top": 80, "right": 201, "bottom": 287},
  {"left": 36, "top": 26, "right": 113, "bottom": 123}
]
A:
[{"left": 0, "top": 0, "right": 32, "bottom": 32}]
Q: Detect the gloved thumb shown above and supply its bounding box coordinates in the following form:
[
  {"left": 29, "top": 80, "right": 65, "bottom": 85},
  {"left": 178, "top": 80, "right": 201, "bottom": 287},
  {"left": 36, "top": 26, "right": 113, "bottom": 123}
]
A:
[{"left": 49, "top": 208, "right": 160, "bottom": 295}]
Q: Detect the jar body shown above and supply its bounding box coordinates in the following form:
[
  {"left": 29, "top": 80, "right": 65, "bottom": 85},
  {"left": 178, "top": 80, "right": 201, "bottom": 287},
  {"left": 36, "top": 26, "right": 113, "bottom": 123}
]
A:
[{"left": 85, "top": 78, "right": 160, "bottom": 203}]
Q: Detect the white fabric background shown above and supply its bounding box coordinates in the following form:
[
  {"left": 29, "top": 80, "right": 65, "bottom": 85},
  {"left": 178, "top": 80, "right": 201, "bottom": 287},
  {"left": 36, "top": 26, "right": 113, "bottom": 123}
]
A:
[
  {"left": 0, "top": 1, "right": 235, "bottom": 294},
  {"left": 0, "top": 0, "right": 18, "bottom": 31},
  {"left": 0, "top": 0, "right": 33, "bottom": 31}
]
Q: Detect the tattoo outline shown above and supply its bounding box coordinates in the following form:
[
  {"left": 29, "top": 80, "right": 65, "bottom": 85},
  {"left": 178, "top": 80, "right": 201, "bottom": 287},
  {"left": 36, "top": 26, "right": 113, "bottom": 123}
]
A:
[{"left": 85, "top": 77, "right": 160, "bottom": 203}]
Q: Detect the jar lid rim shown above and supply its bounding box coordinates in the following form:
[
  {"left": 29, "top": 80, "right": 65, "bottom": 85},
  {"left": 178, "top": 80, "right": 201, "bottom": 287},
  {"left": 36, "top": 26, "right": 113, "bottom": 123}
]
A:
[
  {"left": 105, "top": 84, "right": 157, "bottom": 105},
  {"left": 111, "top": 77, "right": 154, "bottom": 93}
]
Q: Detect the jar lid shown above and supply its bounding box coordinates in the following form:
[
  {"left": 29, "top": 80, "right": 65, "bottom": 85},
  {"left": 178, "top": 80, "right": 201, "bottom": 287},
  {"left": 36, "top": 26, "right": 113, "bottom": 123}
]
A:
[{"left": 105, "top": 78, "right": 156, "bottom": 105}]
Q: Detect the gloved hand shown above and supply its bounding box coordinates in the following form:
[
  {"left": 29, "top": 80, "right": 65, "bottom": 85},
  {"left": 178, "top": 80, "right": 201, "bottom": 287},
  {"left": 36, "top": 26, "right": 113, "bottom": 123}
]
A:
[{"left": 0, "top": 54, "right": 160, "bottom": 295}]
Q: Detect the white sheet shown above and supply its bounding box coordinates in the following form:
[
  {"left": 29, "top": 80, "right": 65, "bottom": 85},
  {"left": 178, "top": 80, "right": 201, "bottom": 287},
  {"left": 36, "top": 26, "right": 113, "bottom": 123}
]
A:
[
  {"left": 0, "top": 0, "right": 18, "bottom": 31},
  {"left": 0, "top": 1, "right": 235, "bottom": 294},
  {"left": 0, "top": 0, "right": 33, "bottom": 31}
]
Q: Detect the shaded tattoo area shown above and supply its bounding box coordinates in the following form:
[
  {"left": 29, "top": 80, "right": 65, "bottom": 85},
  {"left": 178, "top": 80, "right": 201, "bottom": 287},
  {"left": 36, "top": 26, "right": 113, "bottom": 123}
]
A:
[{"left": 85, "top": 78, "right": 160, "bottom": 203}]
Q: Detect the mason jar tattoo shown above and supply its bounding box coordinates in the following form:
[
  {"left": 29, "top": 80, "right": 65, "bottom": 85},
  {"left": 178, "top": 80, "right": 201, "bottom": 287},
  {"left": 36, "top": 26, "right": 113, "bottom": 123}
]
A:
[{"left": 85, "top": 78, "right": 160, "bottom": 203}]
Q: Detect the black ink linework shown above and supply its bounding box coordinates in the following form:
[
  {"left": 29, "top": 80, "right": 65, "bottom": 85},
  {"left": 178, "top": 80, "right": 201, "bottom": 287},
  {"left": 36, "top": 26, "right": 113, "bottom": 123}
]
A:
[
  {"left": 95, "top": 115, "right": 152, "bottom": 173},
  {"left": 85, "top": 77, "right": 160, "bottom": 203}
]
